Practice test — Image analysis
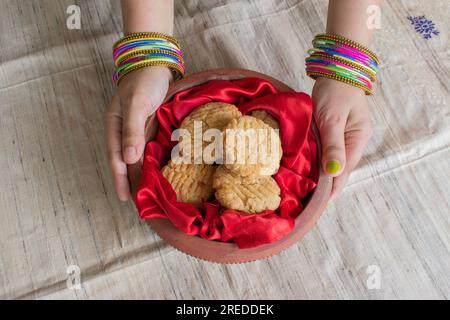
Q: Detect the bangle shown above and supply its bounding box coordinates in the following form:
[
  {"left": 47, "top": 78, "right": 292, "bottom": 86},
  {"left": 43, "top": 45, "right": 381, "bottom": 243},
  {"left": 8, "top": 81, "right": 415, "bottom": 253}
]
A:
[
  {"left": 113, "top": 32, "right": 180, "bottom": 49},
  {"left": 307, "top": 71, "right": 373, "bottom": 95},
  {"left": 305, "top": 34, "right": 380, "bottom": 95},
  {"left": 307, "top": 51, "right": 377, "bottom": 81},
  {"left": 314, "top": 34, "right": 380, "bottom": 65},
  {"left": 112, "top": 32, "right": 185, "bottom": 86}
]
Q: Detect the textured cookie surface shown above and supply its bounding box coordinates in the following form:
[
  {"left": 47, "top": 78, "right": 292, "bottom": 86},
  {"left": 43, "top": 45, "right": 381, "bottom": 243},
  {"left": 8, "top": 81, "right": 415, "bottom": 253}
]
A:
[
  {"left": 161, "top": 161, "right": 216, "bottom": 206},
  {"left": 178, "top": 102, "right": 242, "bottom": 162},
  {"left": 223, "top": 116, "right": 282, "bottom": 176},
  {"left": 213, "top": 166, "right": 281, "bottom": 214},
  {"left": 250, "top": 110, "right": 279, "bottom": 130},
  {"left": 181, "top": 102, "right": 242, "bottom": 131}
]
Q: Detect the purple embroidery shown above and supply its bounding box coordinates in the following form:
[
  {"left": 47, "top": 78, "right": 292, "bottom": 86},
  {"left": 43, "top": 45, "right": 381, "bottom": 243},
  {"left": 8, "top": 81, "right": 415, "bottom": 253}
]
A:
[{"left": 407, "top": 15, "right": 440, "bottom": 39}]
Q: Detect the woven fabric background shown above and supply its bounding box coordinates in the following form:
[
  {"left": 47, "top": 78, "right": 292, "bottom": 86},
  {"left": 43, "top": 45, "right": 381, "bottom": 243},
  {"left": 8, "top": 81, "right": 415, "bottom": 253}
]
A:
[{"left": 0, "top": 0, "right": 448, "bottom": 299}]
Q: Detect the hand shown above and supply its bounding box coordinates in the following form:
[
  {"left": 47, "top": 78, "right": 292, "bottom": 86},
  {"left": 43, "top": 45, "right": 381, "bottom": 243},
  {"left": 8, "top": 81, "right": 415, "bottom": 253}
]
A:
[
  {"left": 312, "top": 78, "right": 373, "bottom": 201},
  {"left": 105, "top": 66, "right": 173, "bottom": 201}
]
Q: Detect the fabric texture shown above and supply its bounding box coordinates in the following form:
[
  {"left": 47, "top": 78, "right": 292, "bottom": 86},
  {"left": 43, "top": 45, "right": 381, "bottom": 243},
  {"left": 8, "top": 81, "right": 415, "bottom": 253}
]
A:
[
  {"left": 0, "top": 0, "right": 448, "bottom": 299},
  {"left": 135, "top": 78, "right": 318, "bottom": 248}
]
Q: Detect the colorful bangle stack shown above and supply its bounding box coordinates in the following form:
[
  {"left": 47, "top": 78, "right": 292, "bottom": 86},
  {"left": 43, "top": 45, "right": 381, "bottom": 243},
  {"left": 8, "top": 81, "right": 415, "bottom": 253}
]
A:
[
  {"left": 112, "top": 32, "right": 185, "bottom": 86},
  {"left": 305, "top": 34, "right": 380, "bottom": 95}
]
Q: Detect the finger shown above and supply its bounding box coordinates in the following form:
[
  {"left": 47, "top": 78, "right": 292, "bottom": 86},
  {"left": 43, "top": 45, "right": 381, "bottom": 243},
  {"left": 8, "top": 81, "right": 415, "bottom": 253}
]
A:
[
  {"left": 329, "top": 125, "right": 372, "bottom": 201},
  {"left": 317, "top": 111, "right": 347, "bottom": 177},
  {"left": 121, "top": 95, "right": 149, "bottom": 164},
  {"left": 329, "top": 172, "right": 349, "bottom": 202},
  {"left": 106, "top": 96, "right": 131, "bottom": 201},
  {"left": 345, "top": 127, "right": 372, "bottom": 172}
]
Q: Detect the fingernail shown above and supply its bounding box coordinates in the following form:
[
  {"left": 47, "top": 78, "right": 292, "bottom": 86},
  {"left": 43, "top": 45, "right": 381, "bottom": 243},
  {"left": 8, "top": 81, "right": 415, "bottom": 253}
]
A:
[
  {"left": 326, "top": 160, "right": 341, "bottom": 174},
  {"left": 124, "top": 147, "right": 136, "bottom": 161}
]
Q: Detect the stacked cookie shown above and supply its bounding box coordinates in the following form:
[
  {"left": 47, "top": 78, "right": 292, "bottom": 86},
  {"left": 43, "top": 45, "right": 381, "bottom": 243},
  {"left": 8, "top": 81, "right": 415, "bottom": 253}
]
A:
[{"left": 161, "top": 103, "right": 282, "bottom": 214}]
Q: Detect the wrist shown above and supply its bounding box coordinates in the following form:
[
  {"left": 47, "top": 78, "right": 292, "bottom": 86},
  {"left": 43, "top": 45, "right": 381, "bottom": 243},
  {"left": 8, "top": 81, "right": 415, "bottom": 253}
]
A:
[
  {"left": 121, "top": 0, "right": 174, "bottom": 35},
  {"left": 314, "top": 77, "right": 366, "bottom": 96},
  {"left": 157, "top": 65, "right": 175, "bottom": 83}
]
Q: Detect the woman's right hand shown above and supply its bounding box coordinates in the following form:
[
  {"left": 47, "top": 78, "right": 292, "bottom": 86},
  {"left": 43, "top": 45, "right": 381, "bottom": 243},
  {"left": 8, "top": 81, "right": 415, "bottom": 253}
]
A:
[{"left": 105, "top": 66, "right": 173, "bottom": 201}]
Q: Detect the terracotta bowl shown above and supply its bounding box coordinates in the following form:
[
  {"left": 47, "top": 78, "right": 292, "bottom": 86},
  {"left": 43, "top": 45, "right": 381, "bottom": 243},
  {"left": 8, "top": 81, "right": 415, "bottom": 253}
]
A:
[{"left": 128, "top": 68, "right": 332, "bottom": 264}]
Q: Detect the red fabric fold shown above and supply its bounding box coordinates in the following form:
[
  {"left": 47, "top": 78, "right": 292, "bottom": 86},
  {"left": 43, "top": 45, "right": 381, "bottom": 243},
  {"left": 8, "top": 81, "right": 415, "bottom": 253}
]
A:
[{"left": 134, "top": 78, "right": 319, "bottom": 248}]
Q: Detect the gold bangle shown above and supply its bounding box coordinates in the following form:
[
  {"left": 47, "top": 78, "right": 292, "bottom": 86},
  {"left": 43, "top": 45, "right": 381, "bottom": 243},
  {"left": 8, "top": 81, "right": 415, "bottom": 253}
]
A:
[
  {"left": 116, "top": 48, "right": 185, "bottom": 66},
  {"left": 116, "top": 60, "right": 184, "bottom": 86},
  {"left": 306, "top": 71, "right": 373, "bottom": 95},
  {"left": 315, "top": 34, "right": 380, "bottom": 65},
  {"left": 308, "top": 52, "right": 377, "bottom": 82},
  {"left": 113, "top": 32, "right": 181, "bottom": 49}
]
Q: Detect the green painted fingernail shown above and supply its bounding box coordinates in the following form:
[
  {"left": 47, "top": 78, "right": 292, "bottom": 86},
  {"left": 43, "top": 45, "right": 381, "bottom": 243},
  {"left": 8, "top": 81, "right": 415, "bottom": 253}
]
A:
[{"left": 326, "top": 160, "right": 341, "bottom": 174}]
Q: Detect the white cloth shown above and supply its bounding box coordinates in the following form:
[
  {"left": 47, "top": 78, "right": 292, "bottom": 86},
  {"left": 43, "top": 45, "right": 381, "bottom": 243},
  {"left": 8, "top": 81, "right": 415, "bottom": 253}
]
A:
[{"left": 0, "top": 0, "right": 448, "bottom": 299}]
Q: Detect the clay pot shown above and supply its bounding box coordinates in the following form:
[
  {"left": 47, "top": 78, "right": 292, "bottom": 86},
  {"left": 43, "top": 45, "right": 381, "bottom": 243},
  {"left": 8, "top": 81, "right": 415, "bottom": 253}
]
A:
[{"left": 128, "top": 68, "right": 332, "bottom": 264}]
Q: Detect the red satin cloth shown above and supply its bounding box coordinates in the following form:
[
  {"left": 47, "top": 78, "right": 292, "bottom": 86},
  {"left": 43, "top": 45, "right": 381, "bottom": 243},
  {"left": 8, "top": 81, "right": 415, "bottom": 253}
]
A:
[{"left": 135, "top": 78, "right": 319, "bottom": 248}]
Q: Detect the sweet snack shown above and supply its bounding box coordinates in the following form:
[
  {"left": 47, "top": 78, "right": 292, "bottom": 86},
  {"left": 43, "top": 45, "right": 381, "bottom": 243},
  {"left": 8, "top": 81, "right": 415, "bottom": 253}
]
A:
[
  {"left": 162, "top": 103, "right": 242, "bottom": 207},
  {"left": 161, "top": 161, "right": 216, "bottom": 206},
  {"left": 136, "top": 76, "right": 319, "bottom": 249},
  {"left": 162, "top": 107, "right": 282, "bottom": 214},
  {"left": 181, "top": 102, "right": 242, "bottom": 132},
  {"left": 178, "top": 102, "right": 242, "bottom": 162},
  {"left": 162, "top": 104, "right": 284, "bottom": 214},
  {"left": 213, "top": 166, "right": 281, "bottom": 214},
  {"left": 250, "top": 110, "right": 279, "bottom": 130},
  {"left": 223, "top": 116, "right": 282, "bottom": 176}
]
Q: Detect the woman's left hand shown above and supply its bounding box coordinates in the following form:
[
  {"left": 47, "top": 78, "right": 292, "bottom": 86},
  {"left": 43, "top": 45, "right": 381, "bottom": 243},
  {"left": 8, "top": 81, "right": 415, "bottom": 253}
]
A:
[{"left": 311, "top": 78, "right": 373, "bottom": 201}]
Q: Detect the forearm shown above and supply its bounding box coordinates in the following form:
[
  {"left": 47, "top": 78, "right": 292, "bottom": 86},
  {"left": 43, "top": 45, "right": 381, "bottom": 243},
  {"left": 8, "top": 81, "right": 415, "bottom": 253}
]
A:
[
  {"left": 121, "top": 0, "right": 174, "bottom": 35},
  {"left": 326, "top": 0, "right": 381, "bottom": 46}
]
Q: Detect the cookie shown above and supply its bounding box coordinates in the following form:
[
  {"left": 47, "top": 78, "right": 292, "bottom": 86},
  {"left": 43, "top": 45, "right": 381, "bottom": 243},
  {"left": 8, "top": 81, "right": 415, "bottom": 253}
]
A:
[
  {"left": 223, "top": 115, "right": 282, "bottom": 176},
  {"left": 181, "top": 102, "right": 242, "bottom": 131},
  {"left": 178, "top": 102, "right": 242, "bottom": 163},
  {"left": 250, "top": 110, "right": 279, "bottom": 130},
  {"left": 161, "top": 161, "right": 216, "bottom": 206},
  {"left": 213, "top": 166, "right": 281, "bottom": 214}
]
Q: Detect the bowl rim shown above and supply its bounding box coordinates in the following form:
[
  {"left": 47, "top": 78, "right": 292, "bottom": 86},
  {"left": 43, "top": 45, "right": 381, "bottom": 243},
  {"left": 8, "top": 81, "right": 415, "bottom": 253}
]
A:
[{"left": 128, "top": 68, "right": 332, "bottom": 264}]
